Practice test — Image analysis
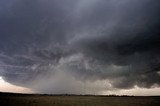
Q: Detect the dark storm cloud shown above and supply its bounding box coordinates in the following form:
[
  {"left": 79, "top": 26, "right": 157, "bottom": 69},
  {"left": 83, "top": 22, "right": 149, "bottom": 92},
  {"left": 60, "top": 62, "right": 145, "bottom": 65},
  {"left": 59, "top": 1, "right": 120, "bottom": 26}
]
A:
[{"left": 0, "top": 0, "right": 160, "bottom": 93}]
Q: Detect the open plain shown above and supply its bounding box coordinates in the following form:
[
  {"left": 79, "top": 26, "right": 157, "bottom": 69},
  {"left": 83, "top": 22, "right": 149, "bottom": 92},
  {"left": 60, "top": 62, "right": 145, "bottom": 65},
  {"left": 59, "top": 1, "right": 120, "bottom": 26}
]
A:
[{"left": 0, "top": 92, "right": 160, "bottom": 106}]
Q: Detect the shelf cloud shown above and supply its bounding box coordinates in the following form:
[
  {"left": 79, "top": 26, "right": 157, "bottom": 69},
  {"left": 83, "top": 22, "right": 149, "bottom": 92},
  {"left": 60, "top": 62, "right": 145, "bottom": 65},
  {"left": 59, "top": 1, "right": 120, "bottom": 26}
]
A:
[{"left": 0, "top": 0, "right": 160, "bottom": 94}]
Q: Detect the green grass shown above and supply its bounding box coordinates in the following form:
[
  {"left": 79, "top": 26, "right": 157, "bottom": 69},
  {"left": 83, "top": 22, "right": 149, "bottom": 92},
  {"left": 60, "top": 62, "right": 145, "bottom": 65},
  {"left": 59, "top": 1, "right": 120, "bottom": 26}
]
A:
[{"left": 0, "top": 93, "right": 160, "bottom": 106}]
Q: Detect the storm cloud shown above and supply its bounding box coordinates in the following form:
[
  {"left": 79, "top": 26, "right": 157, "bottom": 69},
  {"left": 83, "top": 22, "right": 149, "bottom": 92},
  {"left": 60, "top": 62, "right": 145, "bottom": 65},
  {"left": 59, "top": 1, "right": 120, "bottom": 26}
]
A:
[{"left": 0, "top": 0, "right": 160, "bottom": 94}]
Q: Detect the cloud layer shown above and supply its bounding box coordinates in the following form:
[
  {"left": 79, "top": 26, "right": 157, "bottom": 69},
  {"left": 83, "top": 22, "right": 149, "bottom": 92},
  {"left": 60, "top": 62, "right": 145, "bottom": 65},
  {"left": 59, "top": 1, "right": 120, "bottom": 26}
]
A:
[{"left": 0, "top": 0, "right": 160, "bottom": 94}]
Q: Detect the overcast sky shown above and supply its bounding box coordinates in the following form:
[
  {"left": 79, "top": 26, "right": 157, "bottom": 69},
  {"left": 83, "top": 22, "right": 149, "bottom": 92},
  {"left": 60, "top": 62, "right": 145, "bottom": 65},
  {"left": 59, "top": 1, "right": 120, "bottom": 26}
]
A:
[{"left": 0, "top": 0, "right": 160, "bottom": 95}]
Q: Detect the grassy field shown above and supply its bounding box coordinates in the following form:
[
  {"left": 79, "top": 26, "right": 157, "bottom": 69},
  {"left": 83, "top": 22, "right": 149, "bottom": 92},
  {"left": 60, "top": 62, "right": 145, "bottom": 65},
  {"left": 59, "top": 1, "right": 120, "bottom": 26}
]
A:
[{"left": 0, "top": 93, "right": 160, "bottom": 106}]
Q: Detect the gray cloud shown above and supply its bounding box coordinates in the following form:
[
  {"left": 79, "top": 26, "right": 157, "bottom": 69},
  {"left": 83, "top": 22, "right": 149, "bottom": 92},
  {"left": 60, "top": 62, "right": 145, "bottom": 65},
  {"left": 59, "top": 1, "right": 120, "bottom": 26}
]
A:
[{"left": 0, "top": 0, "right": 160, "bottom": 94}]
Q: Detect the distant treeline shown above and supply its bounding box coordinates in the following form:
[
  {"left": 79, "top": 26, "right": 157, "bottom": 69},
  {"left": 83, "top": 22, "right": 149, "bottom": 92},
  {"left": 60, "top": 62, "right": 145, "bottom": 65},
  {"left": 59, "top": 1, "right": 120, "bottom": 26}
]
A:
[{"left": 0, "top": 92, "right": 159, "bottom": 97}]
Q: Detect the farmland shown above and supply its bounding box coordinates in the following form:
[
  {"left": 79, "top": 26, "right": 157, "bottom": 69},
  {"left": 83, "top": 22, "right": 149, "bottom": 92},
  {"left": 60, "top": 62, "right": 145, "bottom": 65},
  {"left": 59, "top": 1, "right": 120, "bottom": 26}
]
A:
[{"left": 0, "top": 92, "right": 160, "bottom": 106}]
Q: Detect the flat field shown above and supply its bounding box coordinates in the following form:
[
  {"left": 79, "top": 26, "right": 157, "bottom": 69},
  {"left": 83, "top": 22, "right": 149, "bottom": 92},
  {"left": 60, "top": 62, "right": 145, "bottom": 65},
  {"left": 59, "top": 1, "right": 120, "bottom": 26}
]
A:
[{"left": 0, "top": 93, "right": 160, "bottom": 106}]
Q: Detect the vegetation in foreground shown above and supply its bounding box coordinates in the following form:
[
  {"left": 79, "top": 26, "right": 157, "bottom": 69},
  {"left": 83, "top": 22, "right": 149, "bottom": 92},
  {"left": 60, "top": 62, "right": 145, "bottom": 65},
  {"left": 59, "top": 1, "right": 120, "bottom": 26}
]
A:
[{"left": 0, "top": 92, "right": 160, "bottom": 106}]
